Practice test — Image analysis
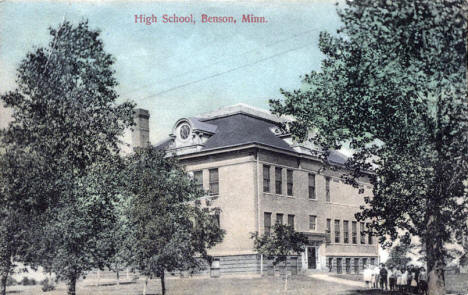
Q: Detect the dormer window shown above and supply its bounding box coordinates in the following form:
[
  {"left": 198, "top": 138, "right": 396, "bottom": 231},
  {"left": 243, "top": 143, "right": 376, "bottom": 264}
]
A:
[{"left": 179, "top": 124, "right": 191, "bottom": 140}]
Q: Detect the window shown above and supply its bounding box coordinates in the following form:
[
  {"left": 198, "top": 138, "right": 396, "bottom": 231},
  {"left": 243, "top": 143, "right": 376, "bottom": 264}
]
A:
[
  {"left": 308, "top": 173, "right": 316, "bottom": 199},
  {"left": 309, "top": 215, "right": 317, "bottom": 230},
  {"left": 193, "top": 170, "right": 203, "bottom": 191},
  {"left": 212, "top": 213, "right": 220, "bottom": 228},
  {"left": 343, "top": 220, "right": 349, "bottom": 244},
  {"left": 209, "top": 168, "right": 219, "bottom": 195},
  {"left": 334, "top": 220, "right": 340, "bottom": 243},
  {"left": 264, "top": 212, "right": 272, "bottom": 235},
  {"left": 326, "top": 219, "right": 331, "bottom": 243},
  {"left": 288, "top": 214, "right": 295, "bottom": 229},
  {"left": 352, "top": 221, "right": 357, "bottom": 244},
  {"left": 336, "top": 258, "right": 342, "bottom": 274},
  {"left": 367, "top": 223, "right": 373, "bottom": 244},
  {"left": 275, "top": 167, "right": 282, "bottom": 194},
  {"left": 370, "top": 258, "right": 375, "bottom": 266},
  {"left": 363, "top": 258, "right": 368, "bottom": 268},
  {"left": 328, "top": 257, "right": 333, "bottom": 272},
  {"left": 345, "top": 258, "right": 351, "bottom": 274},
  {"left": 263, "top": 165, "right": 270, "bottom": 193},
  {"left": 287, "top": 170, "right": 293, "bottom": 196},
  {"left": 276, "top": 213, "right": 283, "bottom": 225},
  {"left": 360, "top": 222, "right": 366, "bottom": 244},
  {"left": 354, "top": 258, "right": 360, "bottom": 274},
  {"left": 326, "top": 177, "right": 331, "bottom": 202}
]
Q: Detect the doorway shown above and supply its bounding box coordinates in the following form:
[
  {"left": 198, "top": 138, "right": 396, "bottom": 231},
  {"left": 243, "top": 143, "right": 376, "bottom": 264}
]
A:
[{"left": 307, "top": 247, "right": 317, "bottom": 269}]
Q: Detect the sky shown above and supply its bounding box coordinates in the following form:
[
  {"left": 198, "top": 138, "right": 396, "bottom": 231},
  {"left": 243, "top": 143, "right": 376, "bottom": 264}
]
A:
[{"left": 0, "top": 0, "right": 342, "bottom": 143}]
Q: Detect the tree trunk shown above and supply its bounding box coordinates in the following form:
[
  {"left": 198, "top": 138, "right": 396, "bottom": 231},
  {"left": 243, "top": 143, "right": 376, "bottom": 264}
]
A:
[
  {"left": 143, "top": 276, "right": 148, "bottom": 295},
  {"left": 283, "top": 257, "right": 288, "bottom": 292},
  {"left": 67, "top": 275, "right": 77, "bottom": 295},
  {"left": 426, "top": 215, "right": 446, "bottom": 295},
  {"left": 0, "top": 256, "right": 11, "bottom": 295},
  {"left": 116, "top": 270, "right": 120, "bottom": 285},
  {"left": 1, "top": 273, "right": 7, "bottom": 295},
  {"left": 160, "top": 271, "right": 166, "bottom": 295}
]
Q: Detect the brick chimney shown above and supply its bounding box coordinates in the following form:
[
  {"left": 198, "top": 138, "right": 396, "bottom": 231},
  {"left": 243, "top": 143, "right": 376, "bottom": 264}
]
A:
[{"left": 132, "top": 108, "right": 150, "bottom": 148}]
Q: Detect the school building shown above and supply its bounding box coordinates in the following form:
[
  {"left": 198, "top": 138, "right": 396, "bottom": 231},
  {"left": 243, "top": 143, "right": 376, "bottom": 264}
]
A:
[{"left": 132, "top": 104, "right": 379, "bottom": 274}]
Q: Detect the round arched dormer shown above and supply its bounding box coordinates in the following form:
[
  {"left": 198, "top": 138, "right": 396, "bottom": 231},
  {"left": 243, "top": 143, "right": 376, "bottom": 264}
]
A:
[{"left": 179, "top": 123, "right": 191, "bottom": 140}]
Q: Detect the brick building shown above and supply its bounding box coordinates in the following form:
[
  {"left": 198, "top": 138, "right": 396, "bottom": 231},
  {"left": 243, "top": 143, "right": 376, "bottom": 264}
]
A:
[{"left": 146, "top": 104, "right": 379, "bottom": 274}]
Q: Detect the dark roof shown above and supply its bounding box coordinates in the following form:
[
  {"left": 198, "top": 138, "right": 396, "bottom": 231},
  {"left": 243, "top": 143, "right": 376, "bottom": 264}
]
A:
[
  {"left": 200, "top": 114, "right": 295, "bottom": 152},
  {"left": 188, "top": 117, "right": 217, "bottom": 134},
  {"left": 328, "top": 150, "right": 348, "bottom": 165},
  {"left": 154, "top": 112, "right": 350, "bottom": 166},
  {"left": 154, "top": 138, "right": 172, "bottom": 151}
]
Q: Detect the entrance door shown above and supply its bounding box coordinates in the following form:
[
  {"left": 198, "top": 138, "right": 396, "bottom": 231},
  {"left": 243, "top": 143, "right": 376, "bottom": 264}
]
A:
[{"left": 307, "top": 247, "right": 317, "bottom": 269}]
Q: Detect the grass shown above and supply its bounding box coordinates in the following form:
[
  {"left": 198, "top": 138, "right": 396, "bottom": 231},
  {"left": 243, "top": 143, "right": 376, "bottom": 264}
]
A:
[
  {"left": 5, "top": 274, "right": 358, "bottom": 295},
  {"left": 445, "top": 273, "right": 468, "bottom": 294},
  {"left": 5, "top": 272, "right": 467, "bottom": 295}
]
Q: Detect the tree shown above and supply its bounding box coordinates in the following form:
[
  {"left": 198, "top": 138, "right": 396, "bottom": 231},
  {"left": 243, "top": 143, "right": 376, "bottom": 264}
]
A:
[
  {"left": 251, "top": 223, "right": 308, "bottom": 291},
  {"left": 270, "top": 1, "right": 467, "bottom": 294},
  {"left": 122, "top": 148, "right": 224, "bottom": 295},
  {"left": 386, "top": 240, "right": 415, "bottom": 268},
  {"left": 0, "top": 149, "right": 45, "bottom": 295},
  {"left": 0, "top": 20, "right": 134, "bottom": 295}
]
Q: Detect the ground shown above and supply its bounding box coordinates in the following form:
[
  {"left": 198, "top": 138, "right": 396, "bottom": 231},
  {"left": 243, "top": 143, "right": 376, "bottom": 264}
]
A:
[
  {"left": 5, "top": 273, "right": 468, "bottom": 295},
  {"left": 5, "top": 275, "right": 362, "bottom": 295}
]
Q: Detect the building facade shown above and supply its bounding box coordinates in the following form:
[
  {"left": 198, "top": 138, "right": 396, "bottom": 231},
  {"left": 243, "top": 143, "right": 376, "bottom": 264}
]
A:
[{"left": 151, "top": 104, "right": 378, "bottom": 274}]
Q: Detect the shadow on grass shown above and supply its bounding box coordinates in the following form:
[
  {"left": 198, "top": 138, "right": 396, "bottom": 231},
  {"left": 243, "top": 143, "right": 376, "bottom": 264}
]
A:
[{"left": 85, "top": 281, "right": 137, "bottom": 287}]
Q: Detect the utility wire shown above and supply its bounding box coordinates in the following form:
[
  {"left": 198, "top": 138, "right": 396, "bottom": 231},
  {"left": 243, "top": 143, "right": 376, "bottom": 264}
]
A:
[
  {"left": 138, "top": 42, "right": 314, "bottom": 100},
  {"left": 120, "top": 27, "right": 319, "bottom": 98}
]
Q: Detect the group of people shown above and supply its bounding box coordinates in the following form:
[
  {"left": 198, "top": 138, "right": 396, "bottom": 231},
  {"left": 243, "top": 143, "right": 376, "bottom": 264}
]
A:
[{"left": 363, "top": 263, "right": 428, "bottom": 294}]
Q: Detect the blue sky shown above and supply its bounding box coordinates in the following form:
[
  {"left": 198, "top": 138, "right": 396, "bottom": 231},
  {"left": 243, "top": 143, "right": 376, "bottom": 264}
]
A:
[{"left": 0, "top": 0, "right": 342, "bottom": 143}]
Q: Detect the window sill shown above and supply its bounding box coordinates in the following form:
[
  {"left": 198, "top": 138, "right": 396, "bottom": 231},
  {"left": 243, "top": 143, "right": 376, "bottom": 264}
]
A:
[{"left": 263, "top": 193, "right": 294, "bottom": 198}]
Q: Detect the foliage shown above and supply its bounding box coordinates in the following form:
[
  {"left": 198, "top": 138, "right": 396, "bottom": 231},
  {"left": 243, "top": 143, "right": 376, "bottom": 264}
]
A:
[
  {"left": 251, "top": 223, "right": 308, "bottom": 266},
  {"left": 0, "top": 148, "right": 49, "bottom": 295},
  {"left": 40, "top": 278, "right": 56, "bottom": 292},
  {"left": 5, "top": 277, "right": 16, "bottom": 287},
  {"left": 20, "top": 277, "right": 36, "bottom": 286},
  {"left": 122, "top": 147, "right": 224, "bottom": 295},
  {"left": 386, "top": 241, "right": 415, "bottom": 267},
  {"left": 0, "top": 20, "right": 134, "bottom": 295},
  {"left": 270, "top": 1, "right": 467, "bottom": 294},
  {"left": 251, "top": 224, "right": 308, "bottom": 291}
]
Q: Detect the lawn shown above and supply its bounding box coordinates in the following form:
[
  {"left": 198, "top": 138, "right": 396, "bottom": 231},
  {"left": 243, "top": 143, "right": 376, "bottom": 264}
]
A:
[
  {"left": 6, "top": 275, "right": 359, "bottom": 295},
  {"left": 5, "top": 273, "right": 467, "bottom": 295}
]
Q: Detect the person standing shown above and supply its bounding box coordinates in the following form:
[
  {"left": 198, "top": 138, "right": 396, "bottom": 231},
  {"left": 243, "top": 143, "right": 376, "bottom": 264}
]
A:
[
  {"left": 418, "top": 267, "right": 428, "bottom": 295},
  {"left": 406, "top": 265, "right": 414, "bottom": 293},
  {"left": 372, "top": 264, "right": 380, "bottom": 288},
  {"left": 395, "top": 266, "right": 403, "bottom": 292},
  {"left": 363, "top": 265, "right": 373, "bottom": 288},
  {"left": 401, "top": 266, "right": 408, "bottom": 293},
  {"left": 388, "top": 265, "right": 397, "bottom": 291},
  {"left": 379, "top": 263, "right": 388, "bottom": 291}
]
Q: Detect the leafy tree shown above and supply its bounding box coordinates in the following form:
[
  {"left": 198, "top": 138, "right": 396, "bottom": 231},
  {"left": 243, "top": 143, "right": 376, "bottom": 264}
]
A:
[
  {"left": 270, "top": 1, "right": 467, "bottom": 294},
  {"left": 386, "top": 240, "right": 415, "bottom": 268},
  {"left": 0, "top": 20, "right": 134, "bottom": 295},
  {"left": 122, "top": 148, "right": 224, "bottom": 295},
  {"left": 0, "top": 149, "right": 44, "bottom": 295},
  {"left": 251, "top": 223, "right": 308, "bottom": 291}
]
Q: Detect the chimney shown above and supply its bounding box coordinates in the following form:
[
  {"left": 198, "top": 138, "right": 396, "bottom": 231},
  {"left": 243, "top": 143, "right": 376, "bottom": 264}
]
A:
[{"left": 132, "top": 108, "right": 150, "bottom": 148}]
